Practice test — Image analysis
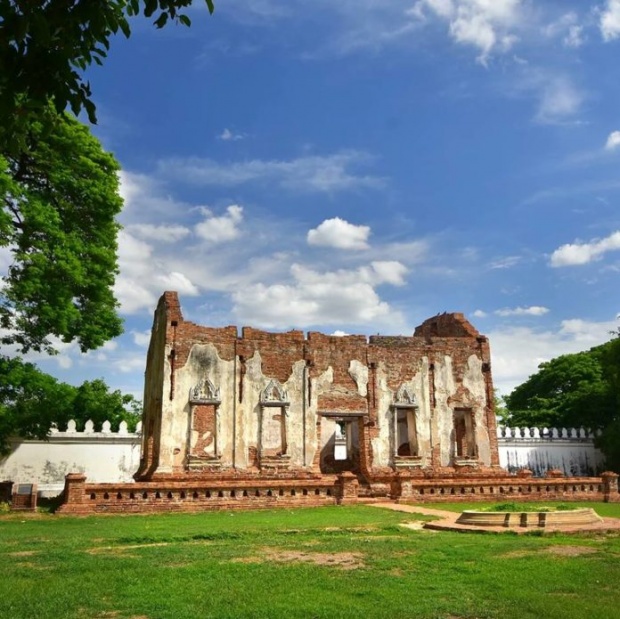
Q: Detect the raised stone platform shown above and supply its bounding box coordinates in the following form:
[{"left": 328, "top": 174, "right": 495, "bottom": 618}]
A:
[
  {"left": 370, "top": 502, "right": 620, "bottom": 535},
  {"left": 455, "top": 508, "right": 602, "bottom": 528}
]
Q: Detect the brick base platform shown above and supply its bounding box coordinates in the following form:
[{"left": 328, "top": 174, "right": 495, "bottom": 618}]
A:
[{"left": 57, "top": 470, "right": 619, "bottom": 515}]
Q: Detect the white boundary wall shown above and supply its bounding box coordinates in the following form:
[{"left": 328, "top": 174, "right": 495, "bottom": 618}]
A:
[
  {"left": 497, "top": 426, "right": 605, "bottom": 477},
  {"left": 0, "top": 422, "right": 606, "bottom": 497},
  {"left": 0, "top": 420, "right": 143, "bottom": 497}
]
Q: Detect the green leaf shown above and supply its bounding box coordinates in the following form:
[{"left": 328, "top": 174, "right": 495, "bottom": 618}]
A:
[
  {"left": 154, "top": 12, "right": 169, "bottom": 28},
  {"left": 144, "top": 0, "right": 158, "bottom": 18},
  {"left": 119, "top": 17, "right": 131, "bottom": 38}
]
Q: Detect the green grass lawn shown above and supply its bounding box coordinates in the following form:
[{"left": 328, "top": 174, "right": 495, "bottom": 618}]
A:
[{"left": 1, "top": 504, "right": 619, "bottom": 619}]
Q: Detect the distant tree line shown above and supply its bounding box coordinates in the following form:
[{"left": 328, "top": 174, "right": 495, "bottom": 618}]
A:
[
  {"left": 0, "top": 356, "right": 141, "bottom": 455},
  {"left": 503, "top": 334, "right": 620, "bottom": 472}
]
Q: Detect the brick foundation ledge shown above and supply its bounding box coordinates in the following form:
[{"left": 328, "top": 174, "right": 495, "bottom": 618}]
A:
[
  {"left": 392, "top": 472, "right": 618, "bottom": 504},
  {"left": 57, "top": 473, "right": 344, "bottom": 514},
  {"left": 58, "top": 470, "right": 620, "bottom": 515}
]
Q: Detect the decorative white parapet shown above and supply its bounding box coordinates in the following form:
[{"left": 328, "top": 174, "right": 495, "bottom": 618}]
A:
[
  {"left": 497, "top": 426, "right": 600, "bottom": 440},
  {"left": 0, "top": 419, "right": 142, "bottom": 497},
  {"left": 497, "top": 426, "right": 605, "bottom": 477}
]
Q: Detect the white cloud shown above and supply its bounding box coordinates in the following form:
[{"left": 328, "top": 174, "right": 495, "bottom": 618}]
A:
[
  {"left": 535, "top": 75, "right": 584, "bottom": 125},
  {"left": 115, "top": 353, "right": 148, "bottom": 374},
  {"left": 414, "top": 0, "right": 523, "bottom": 63},
  {"left": 231, "top": 262, "right": 406, "bottom": 329},
  {"left": 113, "top": 277, "right": 158, "bottom": 316},
  {"left": 126, "top": 223, "right": 191, "bottom": 243},
  {"left": 473, "top": 309, "right": 487, "bottom": 318},
  {"left": 217, "top": 128, "right": 246, "bottom": 141},
  {"left": 194, "top": 205, "right": 244, "bottom": 243},
  {"left": 366, "top": 261, "right": 409, "bottom": 286},
  {"left": 491, "top": 318, "right": 619, "bottom": 394},
  {"left": 118, "top": 170, "right": 190, "bottom": 225},
  {"left": 307, "top": 217, "right": 371, "bottom": 250},
  {"left": 605, "top": 130, "right": 620, "bottom": 150},
  {"left": 543, "top": 12, "right": 584, "bottom": 48},
  {"left": 420, "top": 0, "right": 453, "bottom": 20},
  {"left": 550, "top": 230, "right": 620, "bottom": 267},
  {"left": 600, "top": 0, "right": 620, "bottom": 41},
  {"left": 159, "top": 150, "right": 385, "bottom": 193},
  {"left": 0, "top": 333, "right": 77, "bottom": 370},
  {"left": 367, "top": 239, "right": 430, "bottom": 267},
  {"left": 495, "top": 305, "right": 549, "bottom": 317},
  {"left": 114, "top": 230, "right": 200, "bottom": 314},
  {"left": 155, "top": 272, "right": 200, "bottom": 296},
  {"left": 489, "top": 255, "right": 521, "bottom": 269},
  {"left": 564, "top": 25, "right": 584, "bottom": 48},
  {"left": 131, "top": 330, "right": 152, "bottom": 347},
  {"left": 219, "top": 0, "right": 292, "bottom": 23}
]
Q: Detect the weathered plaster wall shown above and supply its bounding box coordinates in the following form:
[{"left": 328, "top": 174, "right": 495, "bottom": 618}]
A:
[
  {"left": 139, "top": 294, "right": 498, "bottom": 479},
  {"left": 497, "top": 427, "right": 605, "bottom": 476},
  {"left": 0, "top": 423, "right": 141, "bottom": 497}
]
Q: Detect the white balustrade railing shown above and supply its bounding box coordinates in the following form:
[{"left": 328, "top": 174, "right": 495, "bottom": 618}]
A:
[
  {"left": 497, "top": 426, "right": 601, "bottom": 441},
  {"left": 49, "top": 419, "right": 142, "bottom": 436}
]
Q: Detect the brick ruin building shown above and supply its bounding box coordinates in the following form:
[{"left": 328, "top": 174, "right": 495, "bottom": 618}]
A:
[
  {"left": 58, "top": 292, "right": 619, "bottom": 513},
  {"left": 135, "top": 292, "right": 500, "bottom": 486}
]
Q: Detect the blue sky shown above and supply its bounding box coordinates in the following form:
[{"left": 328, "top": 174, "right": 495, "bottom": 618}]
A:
[{"left": 9, "top": 1, "right": 620, "bottom": 398}]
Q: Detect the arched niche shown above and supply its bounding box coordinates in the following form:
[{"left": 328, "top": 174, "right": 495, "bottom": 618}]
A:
[
  {"left": 187, "top": 378, "right": 222, "bottom": 470},
  {"left": 258, "top": 379, "right": 290, "bottom": 470},
  {"left": 391, "top": 385, "right": 423, "bottom": 469}
]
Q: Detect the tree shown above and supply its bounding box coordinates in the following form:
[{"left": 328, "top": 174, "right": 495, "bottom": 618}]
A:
[
  {"left": 597, "top": 335, "right": 620, "bottom": 471},
  {"left": 70, "top": 378, "right": 141, "bottom": 432},
  {"left": 0, "top": 356, "right": 75, "bottom": 454},
  {"left": 1, "top": 108, "right": 124, "bottom": 353},
  {"left": 493, "top": 389, "right": 507, "bottom": 422},
  {"left": 504, "top": 339, "right": 620, "bottom": 472},
  {"left": 504, "top": 343, "right": 616, "bottom": 430},
  {"left": 0, "top": 356, "right": 141, "bottom": 455},
  {"left": 0, "top": 0, "right": 215, "bottom": 150}
]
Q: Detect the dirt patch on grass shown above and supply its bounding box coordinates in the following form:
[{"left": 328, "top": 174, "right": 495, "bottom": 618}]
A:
[
  {"left": 14, "top": 561, "right": 51, "bottom": 570},
  {"left": 355, "top": 534, "right": 407, "bottom": 542},
  {"left": 9, "top": 550, "right": 37, "bottom": 557},
  {"left": 501, "top": 550, "right": 531, "bottom": 558},
  {"left": 546, "top": 545, "right": 598, "bottom": 557},
  {"left": 502, "top": 545, "right": 598, "bottom": 559},
  {"left": 87, "top": 542, "right": 169, "bottom": 556},
  {"left": 388, "top": 568, "right": 405, "bottom": 577},
  {"left": 232, "top": 548, "right": 364, "bottom": 570},
  {"left": 91, "top": 611, "right": 149, "bottom": 619},
  {"left": 399, "top": 522, "right": 425, "bottom": 531}
]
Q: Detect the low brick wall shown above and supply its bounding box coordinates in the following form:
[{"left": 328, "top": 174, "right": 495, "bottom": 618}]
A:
[
  {"left": 57, "top": 471, "right": 619, "bottom": 514},
  {"left": 58, "top": 473, "right": 343, "bottom": 514},
  {"left": 393, "top": 471, "right": 619, "bottom": 504},
  {"left": 0, "top": 481, "right": 38, "bottom": 511}
]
